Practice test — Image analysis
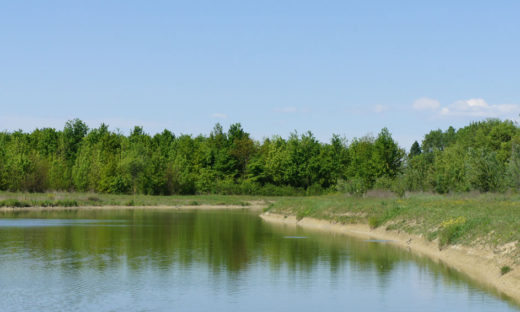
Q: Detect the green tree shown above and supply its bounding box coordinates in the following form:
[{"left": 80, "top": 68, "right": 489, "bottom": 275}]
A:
[
  {"left": 409, "top": 141, "right": 422, "bottom": 158},
  {"left": 372, "top": 128, "right": 403, "bottom": 179}
]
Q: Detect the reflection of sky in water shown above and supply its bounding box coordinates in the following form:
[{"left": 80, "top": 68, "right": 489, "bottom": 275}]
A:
[
  {"left": 0, "top": 209, "right": 517, "bottom": 312},
  {"left": 365, "top": 239, "right": 393, "bottom": 243}
]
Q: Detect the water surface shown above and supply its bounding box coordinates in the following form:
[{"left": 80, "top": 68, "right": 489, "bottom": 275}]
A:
[{"left": 0, "top": 209, "right": 517, "bottom": 311}]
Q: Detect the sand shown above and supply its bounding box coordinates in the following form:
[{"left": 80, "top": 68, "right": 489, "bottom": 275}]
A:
[{"left": 261, "top": 212, "right": 520, "bottom": 305}]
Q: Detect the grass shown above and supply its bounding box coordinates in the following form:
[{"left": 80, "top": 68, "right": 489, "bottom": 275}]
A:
[
  {"left": 0, "top": 191, "right": 273, "bottom": 208},
  {"left": 501, "top": 265, "right": 512, "bottom": 275},
  {"left": 267, "top": 193, "right": 520, "bottom": 256}
]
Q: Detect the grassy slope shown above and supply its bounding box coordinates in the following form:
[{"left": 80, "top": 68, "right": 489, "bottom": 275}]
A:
[{"left": 266, "top": 193, "right": 520, "bottom": 260}]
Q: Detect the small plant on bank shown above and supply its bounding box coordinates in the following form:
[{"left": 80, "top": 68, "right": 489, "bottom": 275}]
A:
[
  {"left": 0, "top": 199, "right": 30, "bottom": 208},
  {"left": 368, "top": 203, "right": 404, "bottom": 229},
  {"left": 501, "top": 266, "right": 512, "bottom": 275},
  {"left": 438, "top": 217, "right": 468, "bottom": 249},
  {"left": 368, "top": 216, "right": 381, "bottom": 229},
  {"left": 263, "top": 203, "right": 274, "bottom": 212},
  {"left": 55, "top": 199, "right": 78, "bottom": 207},
  {"left": 296, "top": 207, "right": 316, "bottom": 221}
]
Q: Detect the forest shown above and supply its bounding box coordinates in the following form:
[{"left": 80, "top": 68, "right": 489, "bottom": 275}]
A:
[{"left": 0, "top": 118, "right": 519, "bottom": 196}]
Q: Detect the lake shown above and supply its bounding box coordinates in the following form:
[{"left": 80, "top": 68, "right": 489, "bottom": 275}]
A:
[{"left": 0, "top": 208, "right": 517, "bottom": 311}]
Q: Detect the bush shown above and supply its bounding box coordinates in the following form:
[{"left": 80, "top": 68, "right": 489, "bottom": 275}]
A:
[
  {"left": 466, "top": 149, "right": 507, "bottom": 193},
  {"left": 390, "top": 175, "right": 406, "bottom": 198},
  {"left": 501, "top": 266, "right": 512, "bottom": 275},
  {"left": 55, "top": 199, "right": 78, "bottom": 207},
  {"left": 368, "top": 216, "right": 381, "bottom": 229},
  {"left": 338, "top": 177, "right": 368, "bottom": 197},
  {"left": 263, "top": 203, "right": 274, "bottom": 212},
  {"left": 255, "top": 184, "right": 304, "bottom": 196},
  {"left": 306, "top": 183, "right": 325, "bottom": 196},
  {"left": 35, "top": 200, "right": 53, "bottom": 207},
  {"left": 0, "top": 199, "right": 30, "bottom": 207},
  {"left": 87, "top": 196, "right": 101, "bottom": 202},
  {"left": 373, "top": 176, "right": 394, "bottom": 190},
  {"left": 296, "top": 206, "right": 316, "bottom": 221}
]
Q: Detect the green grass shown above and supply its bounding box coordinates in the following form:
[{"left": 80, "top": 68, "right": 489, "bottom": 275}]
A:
[
  {"left": 501, "top": 265, "right": 512, "bottom": 275},
  {"left": 267, "top": 193, "right": 520, "bottom": 255},
  {"left": 0, "top": 191, "right": 273, "bottom": 208}
]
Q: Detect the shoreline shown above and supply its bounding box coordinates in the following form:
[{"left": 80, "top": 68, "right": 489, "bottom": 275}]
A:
[
  {"left": 260, "top": 212, "right": 520, "bottom": 305},
  {"left": 0, "top": 203, "right": 266, "bottom": 213}
]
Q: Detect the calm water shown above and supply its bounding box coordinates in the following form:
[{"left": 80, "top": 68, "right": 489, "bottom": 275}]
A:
[{"left": 0, "top": 209, "right": 517, "bottom": 312}]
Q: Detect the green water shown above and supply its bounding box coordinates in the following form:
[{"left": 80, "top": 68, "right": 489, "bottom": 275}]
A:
[{"left": 0, "top": 209, "right": 517, "bottom": 311}]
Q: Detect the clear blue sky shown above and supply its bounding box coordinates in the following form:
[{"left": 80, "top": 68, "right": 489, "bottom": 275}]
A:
[{"left": 1, "top": 1, "right": 519, "bottom": 148}]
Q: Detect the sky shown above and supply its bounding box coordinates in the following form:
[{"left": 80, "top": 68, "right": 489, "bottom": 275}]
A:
[{"left": 1, "top": 0, "right": 520, "bottom": 149}]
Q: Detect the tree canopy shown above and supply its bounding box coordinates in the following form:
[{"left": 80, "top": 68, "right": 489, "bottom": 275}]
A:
[{"left": 0, "top": 118, "right": 519, "bottom": 195}]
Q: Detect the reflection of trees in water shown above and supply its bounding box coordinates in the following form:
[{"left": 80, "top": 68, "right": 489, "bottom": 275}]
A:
[{"left": 0, "top": 209, "right": 493, "bottom": 294}]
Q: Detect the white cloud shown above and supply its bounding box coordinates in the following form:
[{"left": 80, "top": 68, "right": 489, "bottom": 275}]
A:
[
  {"left": 412, "top": 97, "right": 441, "bottom": 110},
  {"left": 211, "top": 113, "right": 227, "bottom": 119},
  {"left": 440, "top": 107, "right": 450, "bottom": 115},
  {"left": 373, "top": 104, "right": 388, "bottom": 113},
  {"left": 412, "top": 97, "right": 520, "bottom": 119},
  {"left": 441, "top": 98, "right": 520, "bottom": 118}
]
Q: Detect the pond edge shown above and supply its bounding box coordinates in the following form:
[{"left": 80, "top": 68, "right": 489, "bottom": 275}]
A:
[{"left": 260, "top": 212, "right": 520, "bottom": 305}]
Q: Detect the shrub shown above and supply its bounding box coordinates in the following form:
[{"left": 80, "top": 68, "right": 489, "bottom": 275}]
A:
[
  {"left": 296, "top": 206, "right": 315, "bottom": 221},
  {"left": 35, "top": 200, "right": 53, "bottom": 207},
  {"left": 306, "top": 183, "right": 325, "bottom": 196},
  {"left": 501, "top": 266, "right": 512, "bottom": 275},
  {"left": 263, "top": 203, "right": 274, "bottom": 212},
  {"left": 390, "top": 175, "right": 406, "bottom": 198},
  {"left": 338, "top": 177, "right": 368, "bottom": 197},
  {"left": 368, "top": 216, "right": 381, "bottom": 229},
  {"left": 438, "top": 217, "right": 468, "bottom": 248},
  {"left": 0, "top": 199, "right": 30, "bottom": 207},
  {"left": 55, "top": 199, "right": 78, "bottom": 207},
  {"left": 373, "top": 176, "right": 394, "bottom": 190},
  {"left": 87, "top": 196, "right": 101, "bottom": 202}
]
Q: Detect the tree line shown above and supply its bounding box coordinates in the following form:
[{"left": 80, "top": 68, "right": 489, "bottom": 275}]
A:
[{"left": 0, "top": 118, "right": 518, "bottom": 195}]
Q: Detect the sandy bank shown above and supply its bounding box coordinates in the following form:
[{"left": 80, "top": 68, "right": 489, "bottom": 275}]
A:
[
  {"left": 261, "top": 212, "right": 520, "bottom": 305},
  {"left": 0, "top": 203, "right": 266, "bottom": 213}
]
